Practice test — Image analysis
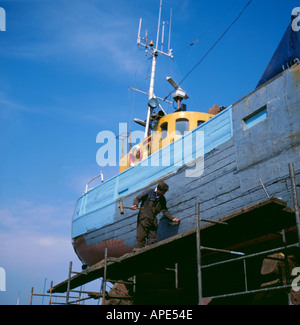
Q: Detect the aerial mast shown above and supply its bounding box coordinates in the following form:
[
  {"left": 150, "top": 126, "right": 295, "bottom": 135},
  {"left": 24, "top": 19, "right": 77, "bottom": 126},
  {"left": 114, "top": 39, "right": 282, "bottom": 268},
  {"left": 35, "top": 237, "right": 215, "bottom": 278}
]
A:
[{"left": 136, "top": 0, "right": 173, "bottom": 138}]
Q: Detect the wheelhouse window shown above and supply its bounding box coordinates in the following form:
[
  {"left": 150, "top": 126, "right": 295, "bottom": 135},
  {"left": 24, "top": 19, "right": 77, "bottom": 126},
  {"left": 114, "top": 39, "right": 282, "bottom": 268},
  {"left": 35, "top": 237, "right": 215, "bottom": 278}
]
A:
[
  {"left": 160, "top": 122, "right": 168, "bottom": 140},
  {"left": 176, "top": 119, "right": 189, "bottom": 136},
  {"left": 197, "top": 120, "right": 204, "bottom": 126},
  {"left": 243, "top": 105, "right": 268, "bottom": 130}
]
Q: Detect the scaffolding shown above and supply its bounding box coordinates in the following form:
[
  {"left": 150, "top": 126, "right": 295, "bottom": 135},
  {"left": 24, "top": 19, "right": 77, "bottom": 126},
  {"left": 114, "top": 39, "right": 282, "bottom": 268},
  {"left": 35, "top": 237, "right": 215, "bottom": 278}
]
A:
[
  {"left": 30, "top": 258, "right": 135, "bottom": 305},
  {"left": 32, "top": 163, "right": 300, "bottom": 305},
  {"left": 30, "top": 262, "right": 104, "bottom": 305},
  {"left": 195, "top": 162, "right": 300, "bottom": 305}
]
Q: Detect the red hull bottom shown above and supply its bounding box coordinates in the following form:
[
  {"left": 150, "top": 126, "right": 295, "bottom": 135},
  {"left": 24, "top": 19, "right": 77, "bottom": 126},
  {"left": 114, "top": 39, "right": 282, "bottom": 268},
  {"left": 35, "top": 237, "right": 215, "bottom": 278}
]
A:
[{"left": 73, "top": 235, "right": 134, "bottom": 266}]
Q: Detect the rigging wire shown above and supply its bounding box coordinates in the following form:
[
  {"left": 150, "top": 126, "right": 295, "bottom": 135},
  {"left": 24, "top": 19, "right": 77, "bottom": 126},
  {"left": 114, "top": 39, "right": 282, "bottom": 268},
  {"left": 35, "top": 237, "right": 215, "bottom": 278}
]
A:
[
  {"left": 164, "top": 0, "right": 254, "bottom": 101},
  {"left": 176, "top": 0, "right": 241, "bottom": 55}
]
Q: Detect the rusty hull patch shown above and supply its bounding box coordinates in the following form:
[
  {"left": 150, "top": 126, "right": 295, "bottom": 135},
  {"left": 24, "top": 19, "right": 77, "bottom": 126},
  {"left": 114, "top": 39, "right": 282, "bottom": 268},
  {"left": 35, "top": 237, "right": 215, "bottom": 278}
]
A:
[
  {"left": 292, "top": 63, "right": 300, "bottom": 81},
  {"left": 73, "top": 235, "right": 134, "bottom": 266}
]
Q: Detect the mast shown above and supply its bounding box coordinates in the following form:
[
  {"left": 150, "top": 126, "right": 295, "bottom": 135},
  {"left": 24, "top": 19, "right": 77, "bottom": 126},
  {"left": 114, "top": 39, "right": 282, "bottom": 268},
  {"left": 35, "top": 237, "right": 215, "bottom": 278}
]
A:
[
  {"left": 145, "top": 51, "right": 158, "bottom": 138},
  {"left": 136, "top": 0, "right": 173, "bottom": 139}
]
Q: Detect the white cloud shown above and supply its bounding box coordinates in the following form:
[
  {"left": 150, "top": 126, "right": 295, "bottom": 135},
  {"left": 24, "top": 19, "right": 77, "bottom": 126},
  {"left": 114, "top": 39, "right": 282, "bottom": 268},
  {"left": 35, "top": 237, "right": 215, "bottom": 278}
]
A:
[
  {"left": 4, "top": 0, "right": 138, "bottom": 74},
  {"left": 0, "top": 230, "right": 71, "bottom": 265},
  {"left": 0, "top": 200, "right": 73, "bottom": 231},
  {"left": 0, "top": 200, "right": 75, "bottom": 268},
  {"left": 0, "top": 93, "right": 41, "bottom": 118},
  {"left": 35, "top": 236, "right": 60, "bottom": 247},
  {"left": 0, "top": 198, "right": 96, "bottom": 304}
]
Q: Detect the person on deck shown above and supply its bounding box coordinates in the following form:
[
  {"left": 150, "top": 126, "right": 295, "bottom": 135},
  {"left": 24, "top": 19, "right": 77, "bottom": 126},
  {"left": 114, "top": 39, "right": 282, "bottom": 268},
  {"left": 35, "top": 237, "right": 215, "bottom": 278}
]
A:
[{"left": 131, "top": 181, "right": 180, "bottom": 248}]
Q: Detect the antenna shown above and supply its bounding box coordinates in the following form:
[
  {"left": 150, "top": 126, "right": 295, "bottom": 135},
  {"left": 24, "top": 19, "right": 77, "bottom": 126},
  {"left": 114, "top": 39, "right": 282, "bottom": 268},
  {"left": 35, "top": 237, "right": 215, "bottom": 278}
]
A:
[
  {"left": 167, "top": 76, "right": 189, "bottom": 111},
  {"left": 136, "top": 1, "right": 173, "bottom": 58},
  {"left": 137, "top": 18, "right": 142, "bottom": 45},
  {"left": 155, "top": 0, "right": 162, "bottom": 50},
  {"left": 135, "top": 0, "right": 174, "bottom": 138},
  {"left": 161, "top": 21, "right": 166, "bottom": 52},
  {"left": 168, "top": 8, "right": 172, "bottom": 55}
]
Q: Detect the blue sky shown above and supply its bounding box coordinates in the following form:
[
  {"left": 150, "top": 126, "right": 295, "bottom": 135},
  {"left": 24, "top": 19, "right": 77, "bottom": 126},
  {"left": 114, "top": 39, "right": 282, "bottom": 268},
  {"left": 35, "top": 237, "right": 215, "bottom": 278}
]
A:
[{"left": 0, "top": 0, "right": 298, "bottom": 305}]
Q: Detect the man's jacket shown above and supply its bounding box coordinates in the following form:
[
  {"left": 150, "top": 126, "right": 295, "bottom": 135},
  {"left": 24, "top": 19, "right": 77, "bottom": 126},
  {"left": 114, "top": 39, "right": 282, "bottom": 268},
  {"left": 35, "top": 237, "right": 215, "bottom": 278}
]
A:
[{"left": 133, "top": 188, "right": 174, "bottom": 227}]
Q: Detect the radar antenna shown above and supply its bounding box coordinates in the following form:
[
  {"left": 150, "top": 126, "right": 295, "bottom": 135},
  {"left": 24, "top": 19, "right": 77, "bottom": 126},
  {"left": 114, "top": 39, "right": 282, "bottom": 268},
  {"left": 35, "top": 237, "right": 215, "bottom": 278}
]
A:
[{"left": 166, "top": 76, "right": 189, "bottom": 111}]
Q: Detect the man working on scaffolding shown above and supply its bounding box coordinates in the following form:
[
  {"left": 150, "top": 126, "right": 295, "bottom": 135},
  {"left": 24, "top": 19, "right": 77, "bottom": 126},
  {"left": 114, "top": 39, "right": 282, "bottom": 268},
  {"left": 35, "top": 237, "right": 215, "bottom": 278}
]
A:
[{"left": 131, "top": 181, "right": 180, "bottom": 248}]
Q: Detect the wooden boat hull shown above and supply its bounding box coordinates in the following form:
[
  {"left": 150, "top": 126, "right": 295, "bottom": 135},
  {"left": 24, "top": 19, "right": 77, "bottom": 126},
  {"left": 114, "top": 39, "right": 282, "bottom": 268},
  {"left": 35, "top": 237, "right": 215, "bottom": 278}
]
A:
[{"left": 72, "top": 64, "right": 300, "bottom": 266}]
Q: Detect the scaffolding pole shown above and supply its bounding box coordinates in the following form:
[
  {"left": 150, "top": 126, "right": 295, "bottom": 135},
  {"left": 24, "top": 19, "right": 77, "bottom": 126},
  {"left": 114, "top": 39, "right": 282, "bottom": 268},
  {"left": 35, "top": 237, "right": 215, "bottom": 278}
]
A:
[
  {"left": 101, "top": 247, "right": 108, "bottom": 305},
  {"left": 289, "top": 163, "right": 300, "bottom": 246},
  {"left": 195, "top": 202, "right": 202, "bottom": 304}
]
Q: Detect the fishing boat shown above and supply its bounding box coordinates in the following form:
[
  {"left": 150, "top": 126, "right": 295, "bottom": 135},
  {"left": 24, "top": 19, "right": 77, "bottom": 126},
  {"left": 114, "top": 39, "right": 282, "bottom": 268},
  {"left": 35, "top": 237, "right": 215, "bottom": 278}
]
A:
[{"left": 72, "top": 6, "right": 300, "bottom": 267}]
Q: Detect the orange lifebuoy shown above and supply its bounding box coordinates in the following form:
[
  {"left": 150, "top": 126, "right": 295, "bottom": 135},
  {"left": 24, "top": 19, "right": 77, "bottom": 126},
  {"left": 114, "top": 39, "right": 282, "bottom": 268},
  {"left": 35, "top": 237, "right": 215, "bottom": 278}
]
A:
[{"left": 129, "top": 145, "right": 142, "bottom": 167}]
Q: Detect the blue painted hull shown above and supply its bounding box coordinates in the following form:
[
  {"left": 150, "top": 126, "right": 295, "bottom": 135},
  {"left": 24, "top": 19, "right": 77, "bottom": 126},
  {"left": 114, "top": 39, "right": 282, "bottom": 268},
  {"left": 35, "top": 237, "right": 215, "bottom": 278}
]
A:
[{"left": 72, "top": 64, "right": 300, "bottom": 266}]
